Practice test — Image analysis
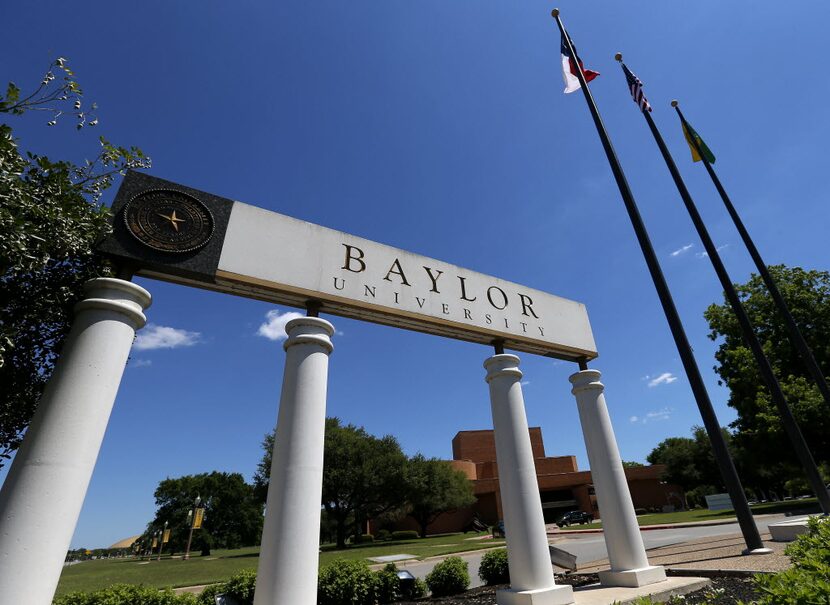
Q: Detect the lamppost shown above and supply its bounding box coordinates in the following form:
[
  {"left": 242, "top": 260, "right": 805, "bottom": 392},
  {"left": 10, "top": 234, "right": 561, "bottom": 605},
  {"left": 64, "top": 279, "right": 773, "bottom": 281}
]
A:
[
  {"left": 183, "top": 494, "right": 201, "bottom": 561},
  {"left": 148, "top": 531, "right": 160, "bottom": 561},
  {"left": 157, "top": 520, "right": 168, "bottom": 561}
]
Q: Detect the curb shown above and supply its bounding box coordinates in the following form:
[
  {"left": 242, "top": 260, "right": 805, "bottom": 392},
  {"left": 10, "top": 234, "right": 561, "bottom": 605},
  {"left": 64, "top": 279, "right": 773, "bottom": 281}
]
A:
[
  {"left": 550, "top": 513, "right": 784, "bottom": 536},
  {"left": 667, "top": 568, "right": 774, "bottom": 578},
  {"left": 367, "top": 546, "right": 504, "bottom": 570}
]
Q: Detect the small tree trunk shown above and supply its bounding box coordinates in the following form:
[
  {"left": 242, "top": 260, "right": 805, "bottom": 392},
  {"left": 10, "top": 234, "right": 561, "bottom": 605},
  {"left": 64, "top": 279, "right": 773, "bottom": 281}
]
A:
[{"left": 336, "top": 517, "right": 347, "bottom": 549}]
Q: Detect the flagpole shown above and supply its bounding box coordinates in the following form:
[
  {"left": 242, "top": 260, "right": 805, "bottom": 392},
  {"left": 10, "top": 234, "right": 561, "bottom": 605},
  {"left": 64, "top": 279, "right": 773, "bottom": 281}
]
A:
[
  {"left": 616, "top": 58, "right": 830, "bottom": 514},
  {"left": 549, "top": 8, "right": 765, "bottom": 553},
  {"left": 673, "top": 102, "right": 830, "bottom": 416}
]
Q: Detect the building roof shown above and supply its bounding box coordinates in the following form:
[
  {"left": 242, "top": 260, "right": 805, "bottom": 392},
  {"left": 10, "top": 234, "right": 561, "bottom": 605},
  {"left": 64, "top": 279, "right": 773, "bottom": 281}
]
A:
[{"left": 108, "top": 535, "right": 142, "bottom": 549}]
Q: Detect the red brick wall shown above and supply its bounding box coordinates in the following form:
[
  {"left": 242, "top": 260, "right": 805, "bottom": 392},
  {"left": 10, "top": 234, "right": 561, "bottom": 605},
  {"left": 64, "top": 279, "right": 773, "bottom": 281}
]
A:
[
  {"left": 450, "top": 459, "right": 477, "bottom": 480},
  {"left": 452, "top": 428, "right": 545, "bottom": 463},
  {"left": 535, "top": 456, "right": 579, "bottom": 474}
]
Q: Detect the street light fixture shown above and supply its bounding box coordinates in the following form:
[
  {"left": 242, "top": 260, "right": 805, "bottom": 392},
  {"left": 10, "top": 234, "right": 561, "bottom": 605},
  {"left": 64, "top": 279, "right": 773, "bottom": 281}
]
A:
[{"left": 183, "top": 494, "right": 202, "bottom": 561}]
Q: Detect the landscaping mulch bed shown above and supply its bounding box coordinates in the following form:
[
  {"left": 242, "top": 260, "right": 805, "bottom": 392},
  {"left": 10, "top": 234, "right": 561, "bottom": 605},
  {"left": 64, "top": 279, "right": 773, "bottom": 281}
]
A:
[
  {"left": 671, "top": 576, "right": 760, "bottom": 604},
  {"left": 398, "top": 574, "right": 762, "bottom": 604}
]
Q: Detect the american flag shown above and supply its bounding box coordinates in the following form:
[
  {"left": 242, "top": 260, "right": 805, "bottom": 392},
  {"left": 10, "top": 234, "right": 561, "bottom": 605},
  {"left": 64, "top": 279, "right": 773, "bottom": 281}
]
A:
[{"left": 622, "top": 63, "right": 651, "bottom": 112}]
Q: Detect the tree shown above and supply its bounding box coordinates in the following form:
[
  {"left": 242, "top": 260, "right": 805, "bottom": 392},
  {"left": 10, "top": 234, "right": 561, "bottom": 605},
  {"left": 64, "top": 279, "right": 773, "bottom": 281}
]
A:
[
  {"left": 256, "top": 418, "right": 409, "bottom": 548},
  {"left": 0, "top": 59, "right": 150, "bottom": 465},
  {"left": 322, "top": 418, "right": 408, "bottom": 548},
  {"left": 646, "top": 426, "right": 729, "bottom": 493},
  {"left": 704, "top": 265, "right": 830, "bottom": 473},
  {"left": 404, "top": 454, "right": 476, "bottom": 538},
  {"left": 647, "top": 436, "right": 699, "bottom": 491},
  {"left": 622, "top": 461, "right": 645, "bottom": 468},
  {"left": 146, "top": 472, "right": 263, "bottom": 556},
  {"left": 252, "top": 430, "right": 274, "bottom": 504}
]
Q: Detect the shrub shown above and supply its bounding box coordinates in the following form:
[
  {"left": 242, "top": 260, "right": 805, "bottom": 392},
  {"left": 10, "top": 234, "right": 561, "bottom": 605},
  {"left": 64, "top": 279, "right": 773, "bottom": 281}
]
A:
[
  {"left": 478, "top": 548, "right": 509, "bottom": 585},
  {"left": 195, "top": 569, "right": 255, "bottom": 605},
  {"left": 223, "top": 569, "right": 256, "bottom": 604},
  {"left": 318, "top": 559, "right": 377, "bottom": 605},
  {"left": 381, "top": 562, "right": 427, "bottom": 601},
  {"left": 197, "top": 584, "right": 224, "bottom": 605},
  {"left": 54, "top": 584, "right": 198, "bottom": 605},
  {"left": 425, "top": 556, "right": 470, "bottom": 597},
  {"left": 351, "top": 533, "right": 374, "bottom": 544},
  {"left": 752, "top": 516, "right": 830, "bottom": 604},
  {"left": 406, "top": 578, "right": 428, "bottom": 601},
  {"left": 375, "top": 529, "right": 391, "bottom": 541},
  {"left": 390, "top": 530, "right": 419, "bottom": 541},
  {"left": 374, "top": 563, "right": 401, "bottom": 604}
]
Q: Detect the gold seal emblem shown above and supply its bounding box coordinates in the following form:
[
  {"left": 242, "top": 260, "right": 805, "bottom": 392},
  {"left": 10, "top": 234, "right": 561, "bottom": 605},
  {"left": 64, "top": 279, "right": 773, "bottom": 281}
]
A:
[{"left": 123, "top": 189, "right": 214, "bottom": 253}]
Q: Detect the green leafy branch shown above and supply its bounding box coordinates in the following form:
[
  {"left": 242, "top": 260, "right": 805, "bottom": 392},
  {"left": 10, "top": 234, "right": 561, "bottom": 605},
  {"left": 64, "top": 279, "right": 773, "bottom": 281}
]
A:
[
  {"left": 1, "top": 57, "right": 151, "bottom": 201},
  {"left": 0, "top": 57, "right": 95, "bottom": 128}
]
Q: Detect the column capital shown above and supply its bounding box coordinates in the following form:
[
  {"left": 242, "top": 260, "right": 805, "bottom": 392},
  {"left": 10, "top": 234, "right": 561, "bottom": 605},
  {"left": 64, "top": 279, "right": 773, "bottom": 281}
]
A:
[
  {"left": 569, "top": 368, "right": 604, "bottom": 395},
  {"left": 73, "top": 278, "right": 151, "bottom": 330},
  {"left": 284, "top": 317, "right": 334, "bottom": 354},
  {"left": 484, "top": 353, "right": 522, "bottom": 383}
]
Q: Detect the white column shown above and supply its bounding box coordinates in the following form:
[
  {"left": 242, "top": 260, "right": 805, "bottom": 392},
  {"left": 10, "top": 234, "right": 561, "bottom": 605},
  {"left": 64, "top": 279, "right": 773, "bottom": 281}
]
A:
[
  {"left": 569, "top": 369, "right": 666, "bottom": 588},
  {"left": 0, "top": 278, "right": 151, "bottom": 605},
  {"left": 485, "top": 354, "right": 574, "bottom": 605},
  {"left": 254, "top": 317, "right": 334, "bottom": 605}
]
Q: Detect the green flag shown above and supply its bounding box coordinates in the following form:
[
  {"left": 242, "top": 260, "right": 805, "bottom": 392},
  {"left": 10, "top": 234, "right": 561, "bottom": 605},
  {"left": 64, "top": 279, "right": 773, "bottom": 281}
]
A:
[{"left": 681, "top": 120, "right": 715, "bottom": 164}]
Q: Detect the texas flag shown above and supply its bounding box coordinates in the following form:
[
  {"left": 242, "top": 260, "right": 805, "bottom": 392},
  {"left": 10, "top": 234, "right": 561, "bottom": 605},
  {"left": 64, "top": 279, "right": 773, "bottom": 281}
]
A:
[{"left": 560, "top": 32, "right": 599, "bottom": 94}]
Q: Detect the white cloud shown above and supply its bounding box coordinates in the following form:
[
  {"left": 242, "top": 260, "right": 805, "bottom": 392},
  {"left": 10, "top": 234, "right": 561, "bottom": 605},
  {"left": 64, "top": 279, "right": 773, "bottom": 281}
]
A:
[
  {"left": 644, "top": 408, "right": 672, "bottom": 422},
  {"left": 521, "top": 380, "right": 531, "bottom": 386},
  {"left": 696, "top": 244, "right": 729, "bottom": 259},
  {"left": 670, "top": 244, "right": 694, "bottom": 257},
  {"left": 133, "top": 324, "right": 201, "bottom": 351},
  {"left": 257, "top": 309, "right": 305, "bottom": 341},
  {"left": 129, "top": 358, "right": 152, "bottom": 368},
  {"left": 631, "top": 408, "right": 673, "bottom": 424},
  {"left": 648, "top": 372, "right": 678, "bottom": 388}
]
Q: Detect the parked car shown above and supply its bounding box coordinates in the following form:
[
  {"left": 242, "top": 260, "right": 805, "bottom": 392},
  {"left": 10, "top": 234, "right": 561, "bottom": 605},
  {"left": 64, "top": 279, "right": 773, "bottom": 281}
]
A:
[{"left": 555, "top": 510, "right": 594, "bottom": 527}]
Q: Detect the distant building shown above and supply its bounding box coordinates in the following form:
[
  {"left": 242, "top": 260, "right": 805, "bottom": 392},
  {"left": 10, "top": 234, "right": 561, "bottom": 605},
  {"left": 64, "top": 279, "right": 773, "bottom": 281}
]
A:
[
  {"left": 380, "top": 428, "right": 683, "bottom": 536},
  {"left": 107, "top": 535, "right": 141, "bottom": 549}
]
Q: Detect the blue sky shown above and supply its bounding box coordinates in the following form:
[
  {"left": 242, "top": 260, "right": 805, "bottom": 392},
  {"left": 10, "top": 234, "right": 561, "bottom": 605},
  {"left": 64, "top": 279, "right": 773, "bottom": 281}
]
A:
[{"left": 3, "top": 1, "right": 829, "bottom": 548}]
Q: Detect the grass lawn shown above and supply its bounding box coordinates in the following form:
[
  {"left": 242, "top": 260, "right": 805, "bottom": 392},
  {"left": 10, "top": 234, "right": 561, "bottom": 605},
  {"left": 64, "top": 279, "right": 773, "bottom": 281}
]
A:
[
  {"left": 56, "top": 532, "right": 505, "bottom": 596},
  {"left": 559, "top": 497, "right": 820, "bottom": 530}
]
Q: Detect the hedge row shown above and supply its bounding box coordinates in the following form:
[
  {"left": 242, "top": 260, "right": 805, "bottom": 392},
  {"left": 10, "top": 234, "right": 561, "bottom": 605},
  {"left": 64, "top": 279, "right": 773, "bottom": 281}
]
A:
[{"left": 54, "top": 561, "right": 428, "bottom": 605}]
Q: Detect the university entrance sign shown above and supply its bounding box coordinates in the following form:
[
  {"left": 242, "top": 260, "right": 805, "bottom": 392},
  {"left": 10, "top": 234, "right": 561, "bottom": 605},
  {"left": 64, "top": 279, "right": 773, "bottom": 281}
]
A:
[
  {"left": 103, "top": 171, "right": 596, "bottom": 360},
  {"left": 0, "top": 171, "right": 666, "bottom": 605}
]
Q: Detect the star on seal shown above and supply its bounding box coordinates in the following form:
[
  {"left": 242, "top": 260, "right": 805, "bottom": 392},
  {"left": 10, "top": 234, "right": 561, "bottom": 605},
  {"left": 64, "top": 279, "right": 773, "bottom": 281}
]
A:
[{"left": 123, "top": 189, "right": 214, "bottom": 253}]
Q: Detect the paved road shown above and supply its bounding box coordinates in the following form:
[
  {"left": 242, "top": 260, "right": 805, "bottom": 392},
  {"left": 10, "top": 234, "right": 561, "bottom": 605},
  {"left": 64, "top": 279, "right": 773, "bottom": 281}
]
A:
[{"left": 396, "top": 514, "right": 790, "bottom": 589}]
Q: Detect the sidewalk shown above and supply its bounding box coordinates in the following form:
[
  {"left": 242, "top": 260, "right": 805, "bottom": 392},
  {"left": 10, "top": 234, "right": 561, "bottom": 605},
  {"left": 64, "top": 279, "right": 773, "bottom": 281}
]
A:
[
  {"left": 548, "top": 512, "right": 783, "bottom": 536},
  {"left": 577, "top": 531, "right": 791, "bottom": 575}
]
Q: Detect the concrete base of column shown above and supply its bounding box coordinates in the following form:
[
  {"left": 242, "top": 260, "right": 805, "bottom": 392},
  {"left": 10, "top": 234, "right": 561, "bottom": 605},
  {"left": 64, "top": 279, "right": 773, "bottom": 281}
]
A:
[
  {"left": 599, "top": 565, "right": 666, "bottom": 588},
  {"left": 496, "top": 584, "right": 574, "bottom": 605},
  {"left": 743, "top": 547, "right": 774, "bottom": 555}
]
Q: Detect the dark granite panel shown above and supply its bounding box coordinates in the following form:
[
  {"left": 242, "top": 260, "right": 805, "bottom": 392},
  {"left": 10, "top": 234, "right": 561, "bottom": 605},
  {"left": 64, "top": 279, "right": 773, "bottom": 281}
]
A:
[{"left": 97, "top": 171, "right": 234, "bottom": 284}]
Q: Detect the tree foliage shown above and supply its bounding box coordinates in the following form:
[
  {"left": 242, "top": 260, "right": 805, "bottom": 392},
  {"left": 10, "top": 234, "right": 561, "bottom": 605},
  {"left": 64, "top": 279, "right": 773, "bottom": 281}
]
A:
[
  {"left": 404, "top": 454, "right": 475, "bottom": 538},
  {"left": 321, "top": 418, "right": 408, "bottom": 548},
  {"left": 704, "top": 265, "right": 830, "bottom": 470},
  {"left": 258, "top": 419, "right": 479, "bottom": 548},
  {"left": 252, "top": 430, "right": 274, "bottom": 503},
  {"left": 145, "top": 472, "right": 263, "bottom": 555},
  {"left": 646, "top": 426, "right": 729, "bottom": 492},
  {"left": 0, "top": 59, "right": 150, "bottom": 465},
  {"left": 647, "top": 266, "right": 830, "bottom": 500},
  {"left": 621, "top": 460, "right": 645, "bottom": 468}
]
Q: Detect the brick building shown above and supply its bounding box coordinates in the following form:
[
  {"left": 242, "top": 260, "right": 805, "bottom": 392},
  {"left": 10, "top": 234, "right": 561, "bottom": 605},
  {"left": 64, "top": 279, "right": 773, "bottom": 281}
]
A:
[{"left": 386, "top": 428, "right": 683, "bottom": 536}]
